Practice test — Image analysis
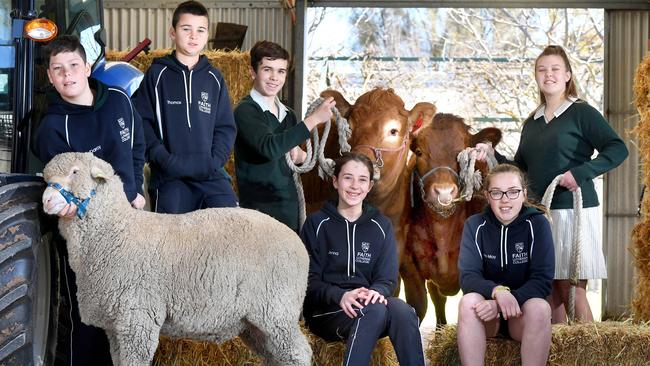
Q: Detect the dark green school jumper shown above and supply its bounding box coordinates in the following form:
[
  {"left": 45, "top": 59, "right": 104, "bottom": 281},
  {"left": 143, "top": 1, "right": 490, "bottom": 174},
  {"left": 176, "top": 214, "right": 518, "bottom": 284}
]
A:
[{"left": 234, "top": 93, "right": 310, "bottom": 232}]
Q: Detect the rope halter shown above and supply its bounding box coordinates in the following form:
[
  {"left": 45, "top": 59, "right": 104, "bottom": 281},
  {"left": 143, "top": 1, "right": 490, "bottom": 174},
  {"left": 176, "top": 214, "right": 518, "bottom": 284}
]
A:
[
  {"left": 47, "top": 182, "right": 96, "bottom": 219},
  {"left": 410, "top": 165, "right": 463, "bottom": 218},
  {"left": 410, "top": 146, "right": 498, "bottom": 218},
  {"left": 354, "top": 134, "right": 409, "bottom": 181}
]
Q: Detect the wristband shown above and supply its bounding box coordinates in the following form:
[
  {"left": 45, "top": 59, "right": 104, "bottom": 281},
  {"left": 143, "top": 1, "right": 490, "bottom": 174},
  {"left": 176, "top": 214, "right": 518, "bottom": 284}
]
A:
[{"left": 492, "top": 285, "right": 510, "bottom": 299}]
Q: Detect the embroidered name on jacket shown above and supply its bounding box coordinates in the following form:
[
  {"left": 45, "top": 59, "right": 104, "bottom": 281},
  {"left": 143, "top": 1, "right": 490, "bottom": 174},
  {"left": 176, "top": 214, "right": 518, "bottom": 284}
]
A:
[
  {"left": 117, "top": 117, "right": 131, "bottom": 142},
  {"left": 198, "top": 91, "right": 211, "bottom": 114},
  {"left": 167, "top": 100, "right": 182, "bottom": 105},
  {"left": 356, "top": 242, "right": 372, "bottom": 264},
  {"left": 512, "top": 242, "right": 529, "bottom": 264}
]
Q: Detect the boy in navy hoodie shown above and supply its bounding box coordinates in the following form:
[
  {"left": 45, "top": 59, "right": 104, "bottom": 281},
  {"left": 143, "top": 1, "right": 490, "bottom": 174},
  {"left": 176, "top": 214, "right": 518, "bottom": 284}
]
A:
[
  {"left": 133, "top": 0, "right": 238, "bottom": 213},
  {"left": 33, "top": 35, "right": 145, "bottom": 365}
]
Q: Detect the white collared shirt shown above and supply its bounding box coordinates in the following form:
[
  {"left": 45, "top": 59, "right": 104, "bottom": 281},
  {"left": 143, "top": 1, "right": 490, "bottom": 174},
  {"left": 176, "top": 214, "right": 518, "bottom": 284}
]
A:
[
  {"left": 250, "top": 88, "right": 288, "bottom": 122},
  {"left": 533, "top": 96, "right": 578, "bottom": 123}
]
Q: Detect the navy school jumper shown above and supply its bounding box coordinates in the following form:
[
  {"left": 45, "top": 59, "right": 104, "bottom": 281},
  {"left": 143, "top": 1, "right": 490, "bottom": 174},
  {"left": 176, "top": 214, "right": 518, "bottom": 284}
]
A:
[
  {"left": 300, "top": 201, "right": 425, "bottom": 366},
  {"left": 34, "top": 78, "right": 145, "bottom": 202},
  {"left": 133, "top": 51, "right": 237, "bottom": 213}
]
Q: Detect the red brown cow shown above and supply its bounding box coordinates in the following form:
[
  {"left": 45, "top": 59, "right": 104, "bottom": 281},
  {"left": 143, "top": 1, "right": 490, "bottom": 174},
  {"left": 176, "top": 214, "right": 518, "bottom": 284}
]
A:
[
  {"left": 402, "top": 113, "right": 501, "bottom": 325},
  {"left": 303, "top": 88, "right": 435, "bottom": 261}
]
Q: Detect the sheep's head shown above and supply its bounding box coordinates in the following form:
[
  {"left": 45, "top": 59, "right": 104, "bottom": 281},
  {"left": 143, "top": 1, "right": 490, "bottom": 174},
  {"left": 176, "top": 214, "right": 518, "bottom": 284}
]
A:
[{"left": 42, "top": 152, "right": 115, "bottom": 218}]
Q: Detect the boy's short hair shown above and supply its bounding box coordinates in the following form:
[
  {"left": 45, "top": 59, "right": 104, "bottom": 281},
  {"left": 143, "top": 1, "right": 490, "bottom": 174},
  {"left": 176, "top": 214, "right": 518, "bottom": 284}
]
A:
[
  {"left": 250, "top": 41, "right": 290, "bottom": 72},
  {"left": 44, "top": 35, "right": 87, "bottom": 65},
  {"left": 172, "top": 1, "right": 209, "bottom": 28}
]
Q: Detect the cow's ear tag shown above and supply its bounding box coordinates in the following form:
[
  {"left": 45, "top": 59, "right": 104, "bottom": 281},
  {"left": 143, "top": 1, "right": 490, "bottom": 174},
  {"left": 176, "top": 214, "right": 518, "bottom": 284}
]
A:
[{"left": 412, "top": 116, "right": 424, "bottom": 133}]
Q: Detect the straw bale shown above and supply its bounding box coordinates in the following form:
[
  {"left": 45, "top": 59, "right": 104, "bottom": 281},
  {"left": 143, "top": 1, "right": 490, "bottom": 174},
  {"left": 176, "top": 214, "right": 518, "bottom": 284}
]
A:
[
  {"left": 152, "top": 325, "right": 399, "bottom": 366},
  {"left": 427, "top": 321, "right": 650, "bottom": 366},
  {"left": 632, "top": 52, "right": 650, "bottom": 321},
  {"left": 105, "top": 49, "right": 252, "bottom": 106}
]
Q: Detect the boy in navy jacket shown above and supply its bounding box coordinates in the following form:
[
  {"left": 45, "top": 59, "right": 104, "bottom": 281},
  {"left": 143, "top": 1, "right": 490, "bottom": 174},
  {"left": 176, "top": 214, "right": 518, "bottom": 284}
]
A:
[
  {"left": 133, "top": 0, "right": 238, "bottom": 213},
  {"left": 33, "top": 35, "right": 145, "bottom": 365}
]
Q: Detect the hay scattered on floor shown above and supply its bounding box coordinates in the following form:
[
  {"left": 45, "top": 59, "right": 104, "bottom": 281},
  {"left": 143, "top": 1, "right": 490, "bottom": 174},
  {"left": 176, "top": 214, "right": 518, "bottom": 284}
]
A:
[
  {"left": 427, "top": 321, "right": 650, "bottom": 366},
  {"left": 105, "top": 48, "right": 252, "bottom": 106},
  {"left": 152, "top": 325, "right": 399, "bottom": 366},
  {"left": 632, "top": 52, "right": 650, "bottom": 321}
]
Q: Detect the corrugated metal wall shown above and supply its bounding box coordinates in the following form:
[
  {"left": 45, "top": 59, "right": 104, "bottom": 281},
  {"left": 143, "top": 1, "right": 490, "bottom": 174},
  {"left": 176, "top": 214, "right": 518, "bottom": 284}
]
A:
[
  {"left": 603, "top": 10, "right": 648, "bottom": 318},
  {"left": 102, "top": 2, "right": 293, "bottom": 53}
]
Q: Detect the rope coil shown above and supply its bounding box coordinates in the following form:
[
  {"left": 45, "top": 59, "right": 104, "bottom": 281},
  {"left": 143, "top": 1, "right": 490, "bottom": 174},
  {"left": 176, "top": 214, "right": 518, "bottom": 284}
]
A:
[
  {"left": 284, "top": 97, "right": 351, "bottom": 229},
  {"left": 541, "top": 175, "right": 583, "bottom": 322}
]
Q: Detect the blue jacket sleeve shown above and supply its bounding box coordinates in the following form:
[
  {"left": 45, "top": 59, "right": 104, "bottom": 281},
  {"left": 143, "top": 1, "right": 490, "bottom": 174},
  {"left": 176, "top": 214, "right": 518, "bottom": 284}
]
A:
[
  {"left": 131, "top": 105, "right": 145, "bottom": 196},
  {"left": 369, "top": 220, "right": 398, "bottom": 297},
  {"left": 510, "top": 215, "right": 555, "bottom": 305},
  {"left": 458, "top": 218, "right": 498, "bottom": 299},
  {"left": 210, "top": 70, "right": 236, "bottom": 170},
  {"left": 300, "top": 217, "right": 346, "bottom": 307},
  {"left": 33, "top": 116, "right": 73, "bottom": 165}
]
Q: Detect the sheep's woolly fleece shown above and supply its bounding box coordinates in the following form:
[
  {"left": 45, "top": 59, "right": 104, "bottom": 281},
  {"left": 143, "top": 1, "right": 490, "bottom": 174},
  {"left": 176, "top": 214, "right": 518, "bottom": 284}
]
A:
[{"left": 43, "top": 152, "right": 311, "bottom": 366}]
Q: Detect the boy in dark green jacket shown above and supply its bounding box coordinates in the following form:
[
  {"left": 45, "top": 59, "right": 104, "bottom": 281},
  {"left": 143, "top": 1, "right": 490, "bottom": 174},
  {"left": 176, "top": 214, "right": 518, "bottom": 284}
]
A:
[{"left": 233, "top": 41, "right": 334, "bottom": 232}]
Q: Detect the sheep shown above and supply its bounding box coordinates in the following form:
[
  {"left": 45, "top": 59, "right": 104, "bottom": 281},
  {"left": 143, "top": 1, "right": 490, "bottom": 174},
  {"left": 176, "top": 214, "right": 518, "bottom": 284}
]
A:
[{"left": 41, "top": 152, "right": 311, "bottom": 366}]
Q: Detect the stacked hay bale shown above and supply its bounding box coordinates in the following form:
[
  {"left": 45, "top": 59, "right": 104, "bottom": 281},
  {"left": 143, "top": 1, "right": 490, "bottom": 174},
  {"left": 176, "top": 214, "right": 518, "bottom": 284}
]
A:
[
  {"left": 152, "top": 328, "right": 398, "bottom": 366},
  {"left": 427, "top": 322, "right": 650, "bottom": 365},
  {"left": 632, "top": 52, "right": 650, "bottom": 321}
]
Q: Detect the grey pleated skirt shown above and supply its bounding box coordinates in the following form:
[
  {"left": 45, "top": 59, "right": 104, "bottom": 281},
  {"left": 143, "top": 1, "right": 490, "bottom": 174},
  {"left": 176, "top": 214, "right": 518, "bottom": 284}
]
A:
[{"left": 550, "top": 206, "right": 607, "bottom": 280}]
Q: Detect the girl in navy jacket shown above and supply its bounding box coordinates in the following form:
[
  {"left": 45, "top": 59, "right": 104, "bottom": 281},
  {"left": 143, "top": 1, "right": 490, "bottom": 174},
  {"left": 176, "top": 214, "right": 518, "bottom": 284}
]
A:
[
  {"left": 458, "top": 164, "right": 554, "bottom": 366},
  {"left": 300, "top": 152, "right": 424, "bottom": 366}
]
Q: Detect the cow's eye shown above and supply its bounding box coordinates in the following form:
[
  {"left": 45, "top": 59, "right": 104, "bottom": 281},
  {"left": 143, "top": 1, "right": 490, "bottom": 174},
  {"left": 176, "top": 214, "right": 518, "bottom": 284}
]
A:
[
  {"left": 72, "top": 169, "right": 79, "bottom": 174},
  {"left": 415, "top": 148, "right": 422, "bottom": 156},
  {"left": 390, "top": 128, "right": 399, "bottom": 136}
]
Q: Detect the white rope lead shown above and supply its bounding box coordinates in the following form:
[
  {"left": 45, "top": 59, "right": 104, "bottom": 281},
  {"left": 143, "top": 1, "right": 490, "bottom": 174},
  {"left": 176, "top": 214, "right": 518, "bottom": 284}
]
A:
[
  {"left": 284, "top": 98, "right": 351, "bottom": 229},
  {"left": 541, "top": 175, "right": 583, "bottom": 323}
]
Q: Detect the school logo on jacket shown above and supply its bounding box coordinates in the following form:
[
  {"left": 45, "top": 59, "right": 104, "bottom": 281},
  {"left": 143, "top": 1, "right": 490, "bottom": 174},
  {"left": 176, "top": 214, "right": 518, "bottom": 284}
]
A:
[
  {"left": 356, "top": 242, "right": 372, "bottom": 264},
  {"left": 512, "top": 242, "right": 528, "bottom": 265},
  {"left": 198, "top": 91, "right": 211, "bottom": 114},
  {"left": 117, "top": 117, "right": 131, "bottom": 142}
]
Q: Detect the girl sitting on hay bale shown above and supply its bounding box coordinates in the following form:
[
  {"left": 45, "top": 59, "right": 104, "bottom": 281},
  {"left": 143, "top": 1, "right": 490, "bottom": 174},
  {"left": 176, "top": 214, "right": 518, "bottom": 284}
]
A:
[
  {"left": 300, "top": 152, "right": 425, "bottom": 366},
  {"left": 457, "top": 164, "right": 555, "bottom": 366}
]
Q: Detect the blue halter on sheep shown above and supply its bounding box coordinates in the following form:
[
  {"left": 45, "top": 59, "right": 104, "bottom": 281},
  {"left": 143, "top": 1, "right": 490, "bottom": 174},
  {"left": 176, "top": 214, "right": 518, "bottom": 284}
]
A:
[{"left": 42, "top": 152, "right": 312, "bottom": 366}]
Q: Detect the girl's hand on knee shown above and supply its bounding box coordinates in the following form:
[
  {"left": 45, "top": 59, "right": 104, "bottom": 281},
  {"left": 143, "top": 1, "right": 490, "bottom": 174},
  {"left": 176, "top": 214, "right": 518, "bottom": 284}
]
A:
[
  {"left": 495, "top": 292, "right": 522, "bottom": 320},
  {"left": 340, "top": 289, "right": 365, "bottom": 318},
  {"left": 359, "top": 289, "right": 387, "bottom": 306},
  {"left": 473, "top": 300, "right": 498, "bottom": 321}
]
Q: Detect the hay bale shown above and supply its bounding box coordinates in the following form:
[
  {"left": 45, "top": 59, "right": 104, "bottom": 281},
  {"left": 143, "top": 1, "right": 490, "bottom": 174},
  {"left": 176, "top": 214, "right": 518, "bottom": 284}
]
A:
[
  {"left": 427, "top": 321, "right": 650, "bottom": 366},
  {"left": 105, "top": 49, "right": 252, "bottom": 106},
  {"left": 152, "top": 325, "right": 399, "bottom": 366},
  {"left": 632, "top": 52, "right": 650, "bottom": 321}
]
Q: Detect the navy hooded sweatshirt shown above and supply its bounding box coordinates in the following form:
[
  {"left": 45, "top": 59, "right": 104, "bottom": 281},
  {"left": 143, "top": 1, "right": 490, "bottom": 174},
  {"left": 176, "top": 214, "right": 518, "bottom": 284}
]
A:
[
  {"left": 133, "top": 52, "right": 236, "bottom": 188},
  {"left": 300, "top": 201, "right": 399, "bottom": 318},
  {"left": 34, "top": 79, "right": 145, "bottom": 202},
  {"left": 459, "top": 206, "right": 555, "bottom": 306}
]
